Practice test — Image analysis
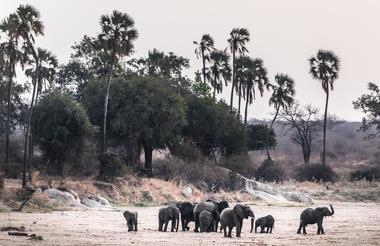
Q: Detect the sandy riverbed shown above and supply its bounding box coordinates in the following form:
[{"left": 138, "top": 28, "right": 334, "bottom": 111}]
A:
[{"left": 1, "top": 201, "right": 379, "bottom": 246}]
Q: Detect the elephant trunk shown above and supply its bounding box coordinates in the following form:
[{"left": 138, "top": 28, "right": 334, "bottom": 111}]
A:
[{"left": 329, "top": 204, "right": 334, "bottom": 216}]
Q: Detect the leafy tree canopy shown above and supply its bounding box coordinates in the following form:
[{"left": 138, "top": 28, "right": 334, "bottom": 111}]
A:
[{"left": 247, "top": 124, "right": 276, "bottom": 151}]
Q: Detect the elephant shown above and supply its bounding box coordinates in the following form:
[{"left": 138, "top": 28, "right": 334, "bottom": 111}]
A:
[
  {"left": 199, "top": 210, "right": 220, "bottom": 232},
  {"left": 193, "top": 201, "right": 229, "bottom": 232},
  {"left": 123, "top": 210, "right": 138, "bottom": 232},
  {"left": 297, "top": 204, "right": 334, "bottom": 234},
  {"left": 252, "top": 215, "right": 274, "bottom": 233},
  {"left": 158, "top": 205, "right": 180, "bottom": 232},
  {"left": 220, "top": 204, "right": 255, "bottom": 237},
  {"left": 176, "top": 202, "right": 197, "bottom": 231}
]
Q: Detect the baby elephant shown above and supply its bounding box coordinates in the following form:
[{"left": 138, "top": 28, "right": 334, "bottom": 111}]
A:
[
  {"left": 252, "top": 215, "right": 274, "bottom": 233},
  {"left": 123, "top": 210, "right": 138, "bottom": 232},
  {"left": 159, "top": 205, "right": 180, "bottom": 232},
  {"left": 199, "top": 210, "right": 219, "bottom": 232}
]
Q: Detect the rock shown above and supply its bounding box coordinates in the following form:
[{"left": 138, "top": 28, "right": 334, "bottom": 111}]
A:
[
  {"left": 88, "top": 195, "right": 109, "bottom": 205},
  {"left": 181, "top": 186, "right": 192, "bottom": 198},
  {"left": 81, "top": 198, "right": 102, "bottom": 208},
  {"left": 60, "top": 212, "right": 69, "bottom": 216},
  {"left": 43, "top": 188, "right": 80, "bottom": 206}
]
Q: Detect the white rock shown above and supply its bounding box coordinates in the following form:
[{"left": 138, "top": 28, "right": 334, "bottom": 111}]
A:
[
  {"left": 181, "top": 186, "right": 192, "bottom": 198},
  {"left": 81, "top": 198, "right": 102, "bottom": 208},
  {"left": 88, "top": 195, "right": 110, "bottom": 205},
  {"left": 44, "top": 188, "right": 79, "bottom": 206}
]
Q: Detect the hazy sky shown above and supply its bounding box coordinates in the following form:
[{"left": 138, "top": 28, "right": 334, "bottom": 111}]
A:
[{"left": 2, "top": 0, "right": 379, "bottom": 121}]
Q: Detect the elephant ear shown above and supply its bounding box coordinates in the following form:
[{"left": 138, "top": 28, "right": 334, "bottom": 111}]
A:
[
  {"left": 315, "top": 207, "right": 325, "bottom": 218},
  {"left": 233, "top": 205, "right": 245, "bottom": 219}
]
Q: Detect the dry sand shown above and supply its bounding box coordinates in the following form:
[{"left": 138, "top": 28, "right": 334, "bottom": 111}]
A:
[{"left": 1, "top": 201, "right": 379, "bottom": 246}]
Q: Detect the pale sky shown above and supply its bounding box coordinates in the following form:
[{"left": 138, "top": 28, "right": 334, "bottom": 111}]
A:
[{"left": 2, "top": 0, "right": 379, "bottom": 121}]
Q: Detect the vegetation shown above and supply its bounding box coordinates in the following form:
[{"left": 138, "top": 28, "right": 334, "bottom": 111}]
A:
[
  {"left": 1, "top": 4, "right": 377, "bottom": 193},
  {"left": 309, "top": 50, "right": 341, "bottom": 166}
]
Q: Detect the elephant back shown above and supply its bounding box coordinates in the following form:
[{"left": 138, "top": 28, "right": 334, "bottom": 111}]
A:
[{"left": 194, "top": 201, "right": 216, "bottom": 215}]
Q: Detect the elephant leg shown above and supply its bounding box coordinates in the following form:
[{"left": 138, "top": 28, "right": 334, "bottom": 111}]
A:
[
  {"left": 135, "top": 220, "right": 138, "bottom": 231},
  {"left": 260, "top": 226, "right": 265, "bottom": 233},
  {"left": 269, "top": 226, "right": 272, "bottom": 233},
  {"left": 171, "top": 219, "right": 175, "bottom": 232},
  {"left": 181, "top": 217, "right": 185, "bottom": 231},
  {"left": 321, "top": 225, "right": 325, "bottom": 234},
  {"left": 215, "top": 220, "right": 218, "bottom": 232},
  {"left": 223, "top": 226, "right": 227, "bottom": 237},
  {"left": 266, "top": 226, "right": 269, "bottom": 233},
  {"left": 302, "top": 224, "right": 307, "bottom": 234},
  {"left": 228, "top": 226, "right": 232, "bottom": 238},
  {"left": 194, "top": 214, "right": 199, "bottom": 232},
  {"left": 297, "top": 221, "right": 302, "bottom": 234},
  {"left": 159, "top": 218, "right": 163, "bottom": 231},
  {"left": 164, "top": 219, "right": 169, "bottom": 232}
]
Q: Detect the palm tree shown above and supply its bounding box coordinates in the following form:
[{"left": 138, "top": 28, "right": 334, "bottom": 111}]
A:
[
  {"left": 98, "top": 10, "right": 138, "bottom": 153},
  {"left": 25, "top": 48, "right": 57, "bottom": 178},
  {"left": 241, "top": 57, "right": 269, "bottom": 154},
  {"left": 266, "top": 73, "right": 295, "bottom": 159},
  {"left": 208, "top": 50, "right": 231, "bottom": 99},
  {"left": 228, "top": 28, "right": 250, "bottom": 112},
  {"left": 193, "top": 34, "right": 214, "bottom": 85},
  {"left": 0, "top": 13, "right": 27, "bottom": 169},
  {"left": 309, "top": 50, "right": 340, "bottom": 166},
  {"left": 7, "top": 4, "right": 44, "bottom": 188}
]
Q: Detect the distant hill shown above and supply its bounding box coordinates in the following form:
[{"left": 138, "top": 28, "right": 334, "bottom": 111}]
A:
[{"left": 248, "top": 120, "right": 380, "bottom": 168}]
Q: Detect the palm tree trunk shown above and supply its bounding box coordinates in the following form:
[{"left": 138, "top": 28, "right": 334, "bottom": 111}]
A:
[
  {"left": 102, "top": 52, "right": 116, "bottom": 153},
  {"left": 265, "top": 105, "right": 280, "bottom": 160},
  {"left": 238, "top": 81, "right": 242, "bottom": 118},
  {"left": 322, "top": 83, "right": 329, "bottom": 166},
  {"left": 230, "top": 50, "right": 236, "bottom": 112},
  {"left": 201, "top": 49, "right": 206, "bottom": 85},
  {"left": 5, "top": 42, "right": 14, "bottom": 168},
  {"left": 22, "top": 67, "right": 38, "bottom": 188},
  {"left": 244, "top": 86, "right": 250, "bottom": 155},
  {"left": 213, "top": 73, "right": 217, "bottom": 99}
]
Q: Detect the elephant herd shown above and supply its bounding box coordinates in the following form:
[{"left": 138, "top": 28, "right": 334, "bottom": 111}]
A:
[{"left": 123, "top": 201, "right": 335, "bottom": 238}]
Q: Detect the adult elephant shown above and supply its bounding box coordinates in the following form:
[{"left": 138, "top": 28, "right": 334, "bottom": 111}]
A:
[
  {"left": 176, "top": 202, "right": 197, "bottom": 231},
  {"left": 193, "top": 201, "right": 218, "bottom": 232},
  {"left": 297, "top": 204, "right": 334, "bottom": 234},
  {"left": 220, "top": 204, "right": 255, "bottom": 237},
  {"left": 158, "top": 205, "right": 180, "bottom": 232},
  {"left": 199, "top": 210, "right": 219, "bottom": 232}
]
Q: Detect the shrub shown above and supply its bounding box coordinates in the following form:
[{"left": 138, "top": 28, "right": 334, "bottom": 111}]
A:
[
  {"left": 350, "top": 165, "right": 380, "bottom": 181},
  {"left": 219, "top": 155, "right": 256, "bottom": 179},
  {"left": 99, "top": 152, "right": 127, "bottom": 181},
  {"left": 255, "top": 159, "right": 285, "bottom": 183},
  {"left": 295, "top": 163, "right": 338, "bottom": 182}
]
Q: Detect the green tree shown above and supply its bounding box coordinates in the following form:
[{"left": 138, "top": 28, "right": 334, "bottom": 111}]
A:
[
  {"left": 98, "top": 10, "right": 138, "bottom": 153},
  {"left": 353, "top": 82, "right": 380, "bottom": 138},
  {"left": 309, "top": 50, "right": 340, "bottom": 166},
  {"left": 83, "top": 76, "right": 186, "bottom": 176},
  {"left": 193, "top": 34, "right": 215, "bottom": 85},
  {"left": 228, "top": 28, "right": 250, "bottom": 112},
  {"left": 183, "top": 95, "right": 244, "bottom": 160},
  {"left": 266, "top": 73, "right": 295, "bottom": 159},
  {"left": 191, "top": 71, "right": 212, "bottom": 98},
  {"left": 247, "top": 124, "right": 276, "bottom": 151},
  {"left": 31, "top": 91, "right": 95, "bottom": 175},
  {"left": 208, "top": 50, "right": 231, "bottom": 99}
]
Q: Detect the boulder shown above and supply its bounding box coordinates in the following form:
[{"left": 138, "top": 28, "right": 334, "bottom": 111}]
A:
[
  {"left": 181, "top": 186, "right": 192, "bottom": 198},
  {"left": 88, "top": 195, "right": 109, "bottom": 205},
  {"left": 81, "top": 198, "right": 102, "bottom": 208},
  {"left": 43, "top": 188, "right": 80, "bottom": 206}
]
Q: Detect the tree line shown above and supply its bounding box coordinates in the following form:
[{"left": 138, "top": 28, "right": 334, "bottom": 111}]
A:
[{"left": 1, "top": 5, "right": 378, "bottom": 186}]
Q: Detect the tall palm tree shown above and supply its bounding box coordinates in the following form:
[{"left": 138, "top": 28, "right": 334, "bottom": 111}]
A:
[
  {"left": 309, "top": 50, "right": 340, "bottom": 166},
  {"left": 98, "top": 10, "right": 138, "bottom": 153},
  {"left": 235, "top": 56, "right": 247, "bottom": 118},
  {"left": 208, "top": 50, "right": 231, "bottom": 99},
  {"left": 193, "top": 34, "right": 214, "bottom": 85},
  {"left": 266, "top": 73, "right": 295, "bottom": 159},
  {"left": 242, "top": 57, "right": 269, "bottom": 154},
  {"left": 228, "top": 28, "right": 250, "bottom": 112},
  {"left": 8, "top": 4, "right": 44, "bottom": 188},
  {"left": 0, "top": 13, "right": 27, "bottom": 168}
]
